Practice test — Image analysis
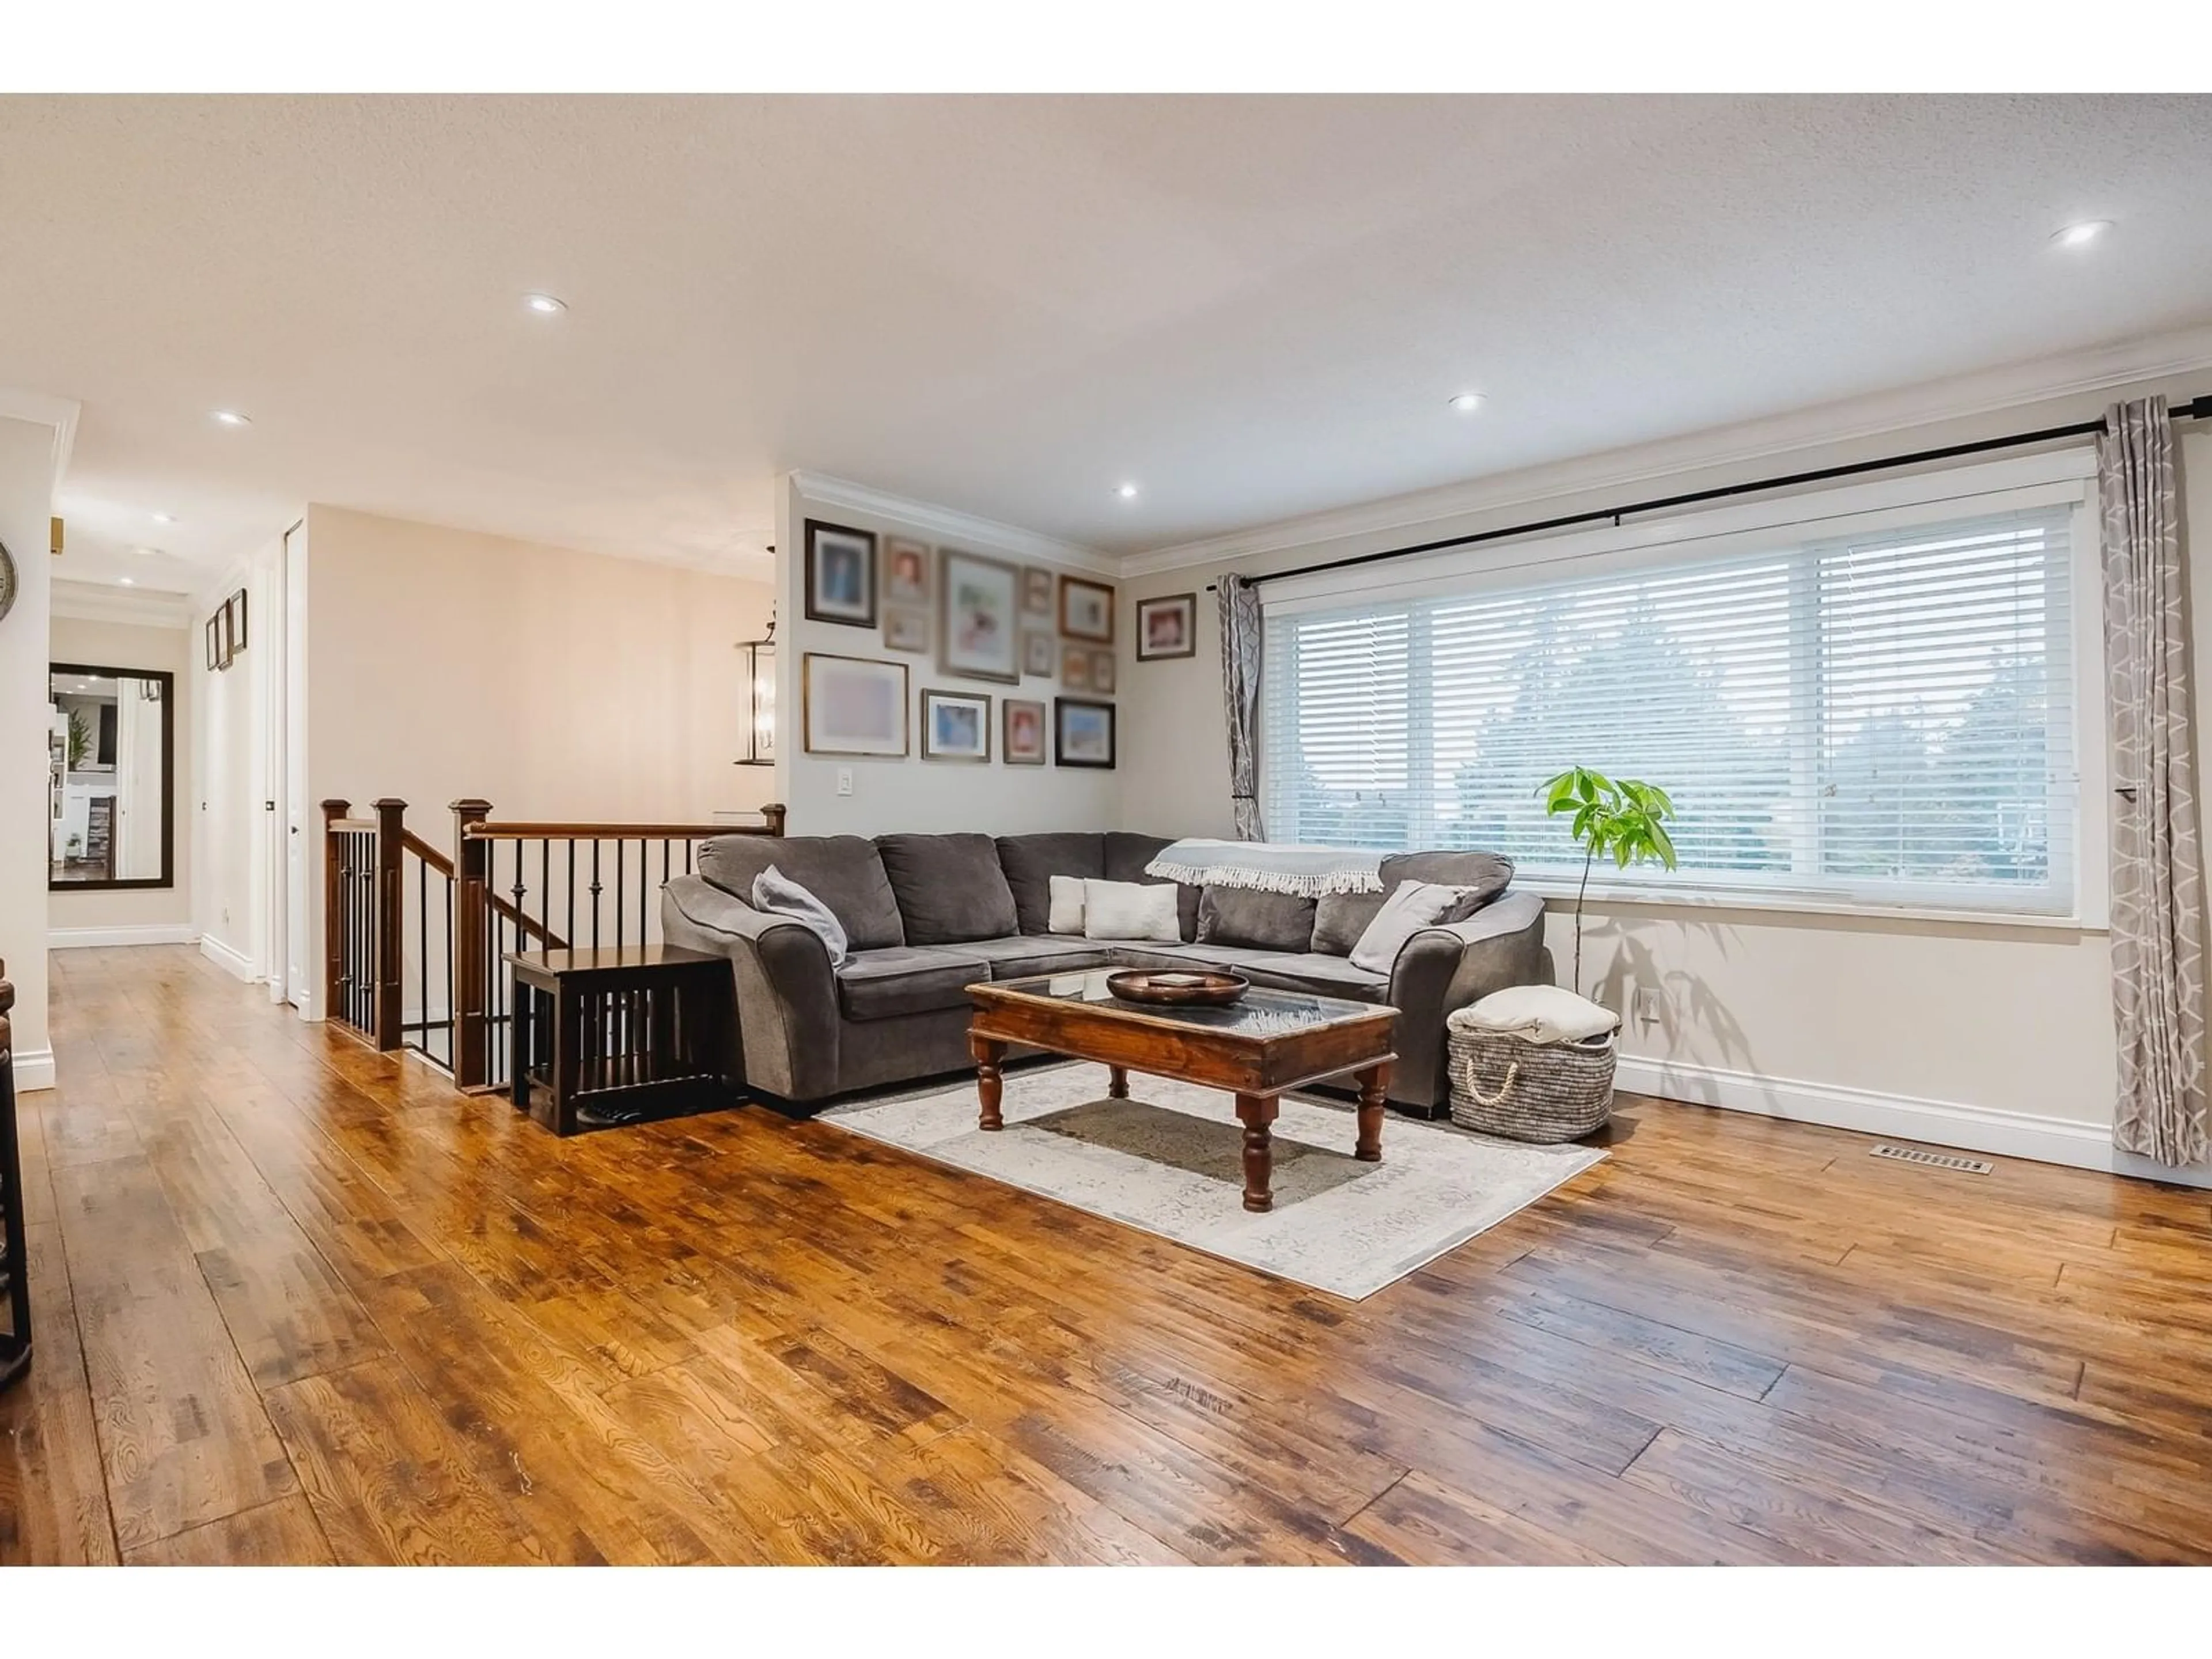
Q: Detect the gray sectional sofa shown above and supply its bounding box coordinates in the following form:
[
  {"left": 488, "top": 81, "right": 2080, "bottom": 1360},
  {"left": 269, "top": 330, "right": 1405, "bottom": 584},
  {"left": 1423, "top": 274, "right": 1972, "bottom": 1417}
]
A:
[{"left": 661, "top": 830, "right": 1550, "bottom": 1116}]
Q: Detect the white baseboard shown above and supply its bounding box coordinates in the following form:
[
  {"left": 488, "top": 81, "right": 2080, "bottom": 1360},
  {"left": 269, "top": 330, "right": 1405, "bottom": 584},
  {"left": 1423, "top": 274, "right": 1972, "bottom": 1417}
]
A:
[
  {"left": 199, "top": 934, "right": 257, "bottom": 983},
  {"left": 11, "top": 1045, "right": 55, "bottom": 1092},
  {"left": 50, "top": 923, "right": 199, "bottom": 950},
  {"left": 1616, "top": 1055, "right": 2212, "bottom": 1191}
]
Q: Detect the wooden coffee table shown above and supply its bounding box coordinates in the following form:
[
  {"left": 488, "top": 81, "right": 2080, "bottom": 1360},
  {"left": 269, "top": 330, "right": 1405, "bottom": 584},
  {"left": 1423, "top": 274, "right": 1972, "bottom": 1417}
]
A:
[{"left": 966, "top": 969, "right": 1396, "bottom": 1213}]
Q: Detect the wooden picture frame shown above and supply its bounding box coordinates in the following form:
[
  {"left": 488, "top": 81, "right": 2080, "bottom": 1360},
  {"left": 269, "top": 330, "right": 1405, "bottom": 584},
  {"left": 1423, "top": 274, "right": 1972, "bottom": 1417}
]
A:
[
  {"left": 1090, "top": 649, "right": 1117, "bottom": 695},
  {"left": 921, "top": 689, "right": 993, "bottom": 763},
  {"left": 1135, "top": 592, "right": 1197, "bottom": 660},
  {"left": 938, "top": 548, "right": 1022, "bottom": 684},
  {"left": 204, "top": 613, "right": 222, "bottom": 672},
  {"left": 1062, "top": 643, "right": 1092, "bottom": 691},
  {"left": 1055, "top": 697, "right": 1116, "bottom": 769},
  {"left": 805, "top": 520, "right": 879, "bottom": 628},
  {"left": 801, "top": 652, "right": 909, "bottom": 756},
  {"left": 883, "top": 536, "right": 932, "bottom": 608},
  {"left": 1022, "top": 628, "right": 1056, "bottom": 679},
  {"left": 883, "top": 609, "right": 931, "bottom": 654},
  {"left": 226, "top": 586, "right": 249, "bottom": 655},
  {"left": 1021, "top": 566, "right": 1056, "bottom": 618},
  {"left": 1003, "top": 698, "right": 1047, "bottom": 765},
  {"left": 1059, "top": 574, "right": 1116, "bottom": 643}
]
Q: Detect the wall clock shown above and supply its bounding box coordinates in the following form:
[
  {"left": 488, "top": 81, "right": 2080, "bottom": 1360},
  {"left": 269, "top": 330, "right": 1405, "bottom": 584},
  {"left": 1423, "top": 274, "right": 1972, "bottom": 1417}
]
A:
[{"left": 0, "top": 537, "right": 15, "bottom": 624}]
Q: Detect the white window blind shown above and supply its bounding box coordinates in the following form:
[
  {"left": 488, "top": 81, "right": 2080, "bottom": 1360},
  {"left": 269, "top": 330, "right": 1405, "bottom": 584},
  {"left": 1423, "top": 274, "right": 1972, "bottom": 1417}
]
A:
[{"left": 1260, "top": 503, "right": 2079, "bottom": 915}]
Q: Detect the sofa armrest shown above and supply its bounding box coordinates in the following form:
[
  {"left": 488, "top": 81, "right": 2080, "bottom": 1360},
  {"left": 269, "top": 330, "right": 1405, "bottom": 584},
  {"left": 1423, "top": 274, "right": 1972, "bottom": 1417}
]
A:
[
  {"left": 661, "top": 875, "right": 840, "bottom": 1101},
  {"left": 1382, "top": 892, "right": 1550, "bottom": 1111}
]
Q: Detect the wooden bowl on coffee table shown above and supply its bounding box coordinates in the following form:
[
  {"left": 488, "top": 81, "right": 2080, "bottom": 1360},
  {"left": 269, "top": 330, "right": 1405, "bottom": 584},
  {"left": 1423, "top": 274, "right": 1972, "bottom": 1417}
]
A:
[{"left": 1105, "top": 968, "right": 1250, "bottom": 1007}]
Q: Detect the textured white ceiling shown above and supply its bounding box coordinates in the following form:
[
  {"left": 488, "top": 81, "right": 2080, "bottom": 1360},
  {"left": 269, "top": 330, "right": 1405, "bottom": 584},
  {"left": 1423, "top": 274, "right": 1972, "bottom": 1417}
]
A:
[{"left": 4, "top": 94, "right": 2210, "bottom": 593}]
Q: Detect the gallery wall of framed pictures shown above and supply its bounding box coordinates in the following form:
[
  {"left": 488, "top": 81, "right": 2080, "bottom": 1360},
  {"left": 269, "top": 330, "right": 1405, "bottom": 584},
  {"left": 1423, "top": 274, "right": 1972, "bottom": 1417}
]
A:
[
  {"left": 798, "top": 516, "right": 1123, "bottom": 770},
  {"left": 204, "top": 587, "right": 249, "bottom": 673}
]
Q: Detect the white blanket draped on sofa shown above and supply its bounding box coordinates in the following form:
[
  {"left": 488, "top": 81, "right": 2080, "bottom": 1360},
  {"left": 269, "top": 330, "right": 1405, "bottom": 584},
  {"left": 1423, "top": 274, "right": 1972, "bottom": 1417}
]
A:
[{"left": 1145, "top": 838, "right": 1384, "bottom": 897}]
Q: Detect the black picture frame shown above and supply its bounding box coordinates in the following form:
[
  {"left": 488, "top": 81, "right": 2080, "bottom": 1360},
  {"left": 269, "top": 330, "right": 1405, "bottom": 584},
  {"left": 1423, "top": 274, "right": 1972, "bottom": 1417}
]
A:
[
  {"left": 804, "top": 518, "right": 879, "bottom": 628},
  {"left": 204, "top": 615, "right": 221, "bottom": 671},
  {"left": 920, "top": 688, "right": 993, "bottom": 763},
  {"left": 1135, "top": 593, "right": 1198, "bottom": 660},
  {"left": 226, "top": 586, "right": 248, "bottom": 655},
  {"left": 1054, "top": 697, "right": 1116, "bottom": 769}
]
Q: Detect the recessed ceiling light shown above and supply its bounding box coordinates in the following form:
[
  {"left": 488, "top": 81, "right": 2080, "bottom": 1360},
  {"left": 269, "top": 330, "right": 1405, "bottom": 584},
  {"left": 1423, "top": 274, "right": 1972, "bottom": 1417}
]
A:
[
  {"left": 151, "top": 511, "right": 176, "bottom": 524},
  {"left": 132, "top": 546, "right": 160, "bottom": 557},
  {"left": 212, "top": 410, "right": 251, "bottom": 427},
  {"left": 1449, "top": 392, "right": 1485, "bottom": 412},
  {"left": 118, "top": 576, "right": 135, "bottom": 586},
  {"left": 1116, "top": 483, "right": 1139, "bottom": 499},
  {"left": 524, "top": 292, "right": 567, "bottom": 315},
  {"left": 2051, "top": 220, "right": 2112, "bottom": 249}
]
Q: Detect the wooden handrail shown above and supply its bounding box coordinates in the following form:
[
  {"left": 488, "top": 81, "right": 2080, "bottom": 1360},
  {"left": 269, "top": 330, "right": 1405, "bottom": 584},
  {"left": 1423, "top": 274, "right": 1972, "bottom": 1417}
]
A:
[
  {"left": 463, "top": 809, "right": 787, "bottom": 840},
  {"left": 399, "top": 828, "right": 454, "bottom": 876}
]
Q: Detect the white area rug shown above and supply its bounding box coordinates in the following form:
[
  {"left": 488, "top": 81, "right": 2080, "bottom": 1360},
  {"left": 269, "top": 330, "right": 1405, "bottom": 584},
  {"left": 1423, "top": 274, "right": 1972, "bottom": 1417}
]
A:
[{"left": 825, "top": 1062, "right": 1607, "bottom": 1300}]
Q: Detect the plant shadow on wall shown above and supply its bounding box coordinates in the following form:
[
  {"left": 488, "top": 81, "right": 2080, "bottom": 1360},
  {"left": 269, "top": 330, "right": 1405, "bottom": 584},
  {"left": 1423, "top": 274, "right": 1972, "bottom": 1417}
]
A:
[{"left": 1542, "top": 765, "right": 1757, "bottom": 1080}]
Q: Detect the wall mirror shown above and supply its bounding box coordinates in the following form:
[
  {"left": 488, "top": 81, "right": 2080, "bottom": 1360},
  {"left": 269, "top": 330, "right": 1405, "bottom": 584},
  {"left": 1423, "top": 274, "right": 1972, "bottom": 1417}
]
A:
[{"left": 49, "top": 661, "right": 175, "bottom": 890}]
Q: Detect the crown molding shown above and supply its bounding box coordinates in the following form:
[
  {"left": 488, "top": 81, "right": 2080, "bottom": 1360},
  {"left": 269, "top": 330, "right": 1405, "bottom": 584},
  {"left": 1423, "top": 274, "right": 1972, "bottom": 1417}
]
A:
[
  {"left": 0, "top": 387, "right": 81, "bottom": 491},
  {"left": 1117, "top": 323, "right": 2212, "bottom": 580},
  {"left": 790, "top": 471, "right": 1116, "bottom": 576},
  {"left": 51, "top": 577, "right": 193, "bottom": 628}
]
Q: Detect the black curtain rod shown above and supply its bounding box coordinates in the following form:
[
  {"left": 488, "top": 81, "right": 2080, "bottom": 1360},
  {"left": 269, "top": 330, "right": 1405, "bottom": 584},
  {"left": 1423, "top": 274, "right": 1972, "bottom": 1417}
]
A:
[{"left": 1205, "top": 390, "right": 2212, "bottom": 593}]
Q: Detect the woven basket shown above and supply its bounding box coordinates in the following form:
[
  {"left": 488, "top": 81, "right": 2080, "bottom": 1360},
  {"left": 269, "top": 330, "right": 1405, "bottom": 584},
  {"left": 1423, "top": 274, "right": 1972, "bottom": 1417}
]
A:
[{"left": 1446, "top": 1020, "right": 1616, "bottom": 1143}]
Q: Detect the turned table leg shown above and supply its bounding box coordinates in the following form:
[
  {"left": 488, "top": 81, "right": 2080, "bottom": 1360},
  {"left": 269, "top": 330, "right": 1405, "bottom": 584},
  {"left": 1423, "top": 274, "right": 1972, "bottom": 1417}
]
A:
[
  {"left": 1354, "top": 1060, "right": 1389, "bottom": 1162},
  {"left": 1236, "top": 1092, "right": 1279, "bottom": 1213},
  {"left": 1107, "top": 1065, "right": 1129, "bottom": 1099},
  {"left": 972, "top": 1033, "right": 1006, "bottom": 1131}
]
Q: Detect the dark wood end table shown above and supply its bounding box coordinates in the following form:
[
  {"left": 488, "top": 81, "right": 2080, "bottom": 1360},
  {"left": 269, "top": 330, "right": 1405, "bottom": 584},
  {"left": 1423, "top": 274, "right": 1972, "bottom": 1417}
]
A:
[
  {"left": 506, "top": 944, "right": 740, "bottom": 1137},
  {"left": 967, "top": 970, "right": 1396, "bottom": 1213}
]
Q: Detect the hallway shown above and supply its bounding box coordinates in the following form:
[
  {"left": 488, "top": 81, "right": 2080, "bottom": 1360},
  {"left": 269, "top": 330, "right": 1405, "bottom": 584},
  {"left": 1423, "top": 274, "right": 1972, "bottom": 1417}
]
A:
[{"left": 6, "top": 945, "right": 2212, "bottom": 1565}]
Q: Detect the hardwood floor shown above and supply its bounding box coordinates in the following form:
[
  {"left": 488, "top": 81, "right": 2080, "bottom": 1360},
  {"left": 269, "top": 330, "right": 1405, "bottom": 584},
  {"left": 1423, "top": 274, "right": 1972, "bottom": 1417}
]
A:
[{"left": 6, "top": 944, "right": 2212, "bottom": 1565}]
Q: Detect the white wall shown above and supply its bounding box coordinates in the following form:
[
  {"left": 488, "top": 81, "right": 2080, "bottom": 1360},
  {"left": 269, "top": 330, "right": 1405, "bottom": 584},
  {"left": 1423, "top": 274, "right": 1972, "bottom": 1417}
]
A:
[
  {"left": 0, "top": 416, "right": 54, "bottom": 1086},
  {"left": 774, "top": 474, "right": 1120, "bottom": 836},
  {"left": 48, "top": 613, "right": 195, "bottom": 941},
  {"left": 1118, "top": 373, "right": 2212, "bottom": 1183}
]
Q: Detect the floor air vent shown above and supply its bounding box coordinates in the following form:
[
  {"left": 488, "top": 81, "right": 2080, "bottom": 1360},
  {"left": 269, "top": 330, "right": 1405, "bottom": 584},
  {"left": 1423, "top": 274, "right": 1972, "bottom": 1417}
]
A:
[{"left": 1870, "top": 1143, "right": 1994, "bottom": 1175}]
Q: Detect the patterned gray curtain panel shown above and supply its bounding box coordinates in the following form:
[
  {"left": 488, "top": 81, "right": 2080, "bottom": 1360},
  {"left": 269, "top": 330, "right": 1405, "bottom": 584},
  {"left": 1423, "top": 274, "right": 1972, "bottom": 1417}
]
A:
[
  {"left": 2099, "top": 395, "right": 2208, "bottom": 1168},
  {"left": 1217, "top": 574, "right": 1266, "bottom": 841}
]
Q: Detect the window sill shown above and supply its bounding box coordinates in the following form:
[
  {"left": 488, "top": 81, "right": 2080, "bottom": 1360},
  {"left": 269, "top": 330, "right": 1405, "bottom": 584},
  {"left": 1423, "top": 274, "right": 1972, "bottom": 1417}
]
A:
[{"left": 1512, "top": 878, "right": 2101, "bottom": 933}]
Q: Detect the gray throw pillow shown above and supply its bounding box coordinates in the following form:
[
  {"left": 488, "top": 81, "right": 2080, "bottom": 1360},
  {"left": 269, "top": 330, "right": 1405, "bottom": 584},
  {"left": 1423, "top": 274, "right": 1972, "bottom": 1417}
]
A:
[
  {"left": 1196, "top": 886, "right": 1317, "bottom": 952},
  {"left": 751, "top": 865, "right": 849, "bottom": 966},
  {"left": 1348, "top": 880, "right": 1475, "bottom": 975}
]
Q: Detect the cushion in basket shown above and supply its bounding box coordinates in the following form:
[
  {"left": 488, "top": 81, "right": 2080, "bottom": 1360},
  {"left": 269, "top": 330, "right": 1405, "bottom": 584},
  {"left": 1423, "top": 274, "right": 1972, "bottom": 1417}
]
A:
[{"left": 1453, "top": 984, "right": 1620, "bottom": 1046}]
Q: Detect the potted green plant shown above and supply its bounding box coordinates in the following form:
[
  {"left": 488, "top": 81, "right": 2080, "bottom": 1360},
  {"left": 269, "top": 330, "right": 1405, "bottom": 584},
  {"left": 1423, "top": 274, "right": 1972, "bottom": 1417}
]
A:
[
  {"left": 67, "top": 710, "right": 92, "bottom": 772},
  {"left": 1541, "top": 766, "right": 1677, "bottom": 996}
]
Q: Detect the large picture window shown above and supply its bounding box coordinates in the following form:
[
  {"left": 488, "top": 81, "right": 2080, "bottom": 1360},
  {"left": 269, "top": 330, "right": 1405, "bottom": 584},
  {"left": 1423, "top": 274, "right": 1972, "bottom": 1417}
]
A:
[{"left": 1261, "top": 498, "right": 2085, "bottom": 916}]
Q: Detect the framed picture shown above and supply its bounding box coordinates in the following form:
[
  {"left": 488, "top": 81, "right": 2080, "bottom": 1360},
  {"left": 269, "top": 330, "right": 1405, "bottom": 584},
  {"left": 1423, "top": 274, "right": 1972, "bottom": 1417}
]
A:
[
  {"left": 1136, "top": 593, "right": 1197, "bottom": 660},
  {"left": 1022, "top": 628, "right": 1056, "bottom": 679},
  {"left": 225, "top": 588, "right": 249, "bottom": 655},
  {"left": 1055, "top": 698, "right": 1116, "bottom": 768},
  {"left": 1021, "top": 566, "right": 1055, "bottom": 618},
  {"left": 1062, "top": 643, "right": 1092, "bottom": 690},
  {"left": 802, "top": 653, "right": 908, "bottom": 756},
  {"left": 1090, "top": 649, "right": 1117, "bottom": 695},
  {"left": 921, "top": 689, "right": 992, "bottom": 763},
  {"left": 1059, "top": 574, "right": 1115, "bottom": 643},
  {"left": 1003, "top": 698, "right": 1047, "bottom": 765},
  {"left": 883, "top": 609, "right": 930, "bottom": 654},
  {"left": 939, "top": 548, "right": 1022, "bottom": 684},
  {"left": 204, "top": 613, "right": 223, "bottom": 672},
  {"left": 805, "top": 520, "right": 878, "bottom": 628},
  {"left": 884, "top": 537, "right": 932, "bottom": 608}
]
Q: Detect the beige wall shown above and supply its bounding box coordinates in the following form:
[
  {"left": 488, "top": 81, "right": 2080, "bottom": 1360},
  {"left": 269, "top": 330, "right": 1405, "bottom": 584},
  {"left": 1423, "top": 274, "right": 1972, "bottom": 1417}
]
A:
[
  {"left": 774, "top": 476, "right": 1119, "bottom": 836},
  {"left": 48, "top": 614, "right": 195, "bottom": 937},
  {"left": 1, "top": 416, "right": 54, "bottom": 1083},
  {"left": 1116, "top": 376, "right": 2212, "bottom": 1179},
  {"left": 306, "top": 505, "right": 777, "bottom": 834}
]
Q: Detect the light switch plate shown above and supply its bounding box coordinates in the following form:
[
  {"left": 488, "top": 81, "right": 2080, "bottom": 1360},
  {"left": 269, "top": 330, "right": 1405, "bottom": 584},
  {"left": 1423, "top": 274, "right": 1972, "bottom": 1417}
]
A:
[
  {"left": 836, "top": 767, "right": 854, "bottom": 797},
  {"left": 1632, "top": 986, "right": 1665, "bottom": 1024}
]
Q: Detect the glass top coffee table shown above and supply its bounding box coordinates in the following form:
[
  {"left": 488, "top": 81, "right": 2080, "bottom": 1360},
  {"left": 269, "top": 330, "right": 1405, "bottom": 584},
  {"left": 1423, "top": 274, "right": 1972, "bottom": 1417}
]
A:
[{"left": 965, "top": 969, "right": 1397, "bottom": 1214}]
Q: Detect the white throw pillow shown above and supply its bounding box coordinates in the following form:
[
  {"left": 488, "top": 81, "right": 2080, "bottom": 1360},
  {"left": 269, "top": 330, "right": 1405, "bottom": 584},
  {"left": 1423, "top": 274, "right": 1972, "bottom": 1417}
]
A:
[
  {"left": 1047, "top": 874, "right": 1088, "bottom": 935},
  {"left": 1454, "top": 984, "right": 1620, "bottom": 1045},
  {"left": 1348, "top": 879, "right": 1469, "bottom": 974},
  {"left": 751, "top": 865, "right": 849, "bottom": 967},
  {"left": 1082, "top": 878, "right": 1181, "bottom": 943}
]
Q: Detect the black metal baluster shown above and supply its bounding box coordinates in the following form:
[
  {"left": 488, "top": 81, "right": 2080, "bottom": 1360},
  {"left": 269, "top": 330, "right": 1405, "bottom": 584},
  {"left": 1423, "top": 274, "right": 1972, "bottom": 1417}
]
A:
[
  {"left": 441, "top": 869, "right": 454, "bottom": 1069},
  {"left": 590, "top": 842, "right": 603, "bottom": 950},
  {"left": 615, "top": 839, "right": 626, "bottom": 953},
  {"left": 417, "top": 853, "right": 428, "bottom": 1056},
  {"left": 539, "top": 838, "right": 550, "bottom": 950},
  {"left": 566, "top": 840, "right": 577, "bottom": 948}
]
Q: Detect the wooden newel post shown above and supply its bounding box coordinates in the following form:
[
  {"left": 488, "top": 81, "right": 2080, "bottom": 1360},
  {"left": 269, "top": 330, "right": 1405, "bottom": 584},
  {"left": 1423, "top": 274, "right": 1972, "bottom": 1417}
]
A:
[
  {"left": 762, "top": 802, "right": 788, "bottom": 837},
  {"left": 450, "top": 798, "right": 493, "bottom": 1090},
  {"left": 372, "top": 800, "right": 407, "bottom": 1051},
  {"left": 321, "top": 800, "right": 350, "bottom": 1025}
]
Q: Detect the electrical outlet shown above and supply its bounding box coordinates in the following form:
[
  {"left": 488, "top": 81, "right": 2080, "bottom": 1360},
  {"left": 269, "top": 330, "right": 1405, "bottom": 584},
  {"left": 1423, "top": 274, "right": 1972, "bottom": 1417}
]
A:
[
  {"left": 836, "top": 767, "right": 854, "bottom": 797},
  {"left": 1632, "top": 986, "right": 1666, "bottom": 1025}
]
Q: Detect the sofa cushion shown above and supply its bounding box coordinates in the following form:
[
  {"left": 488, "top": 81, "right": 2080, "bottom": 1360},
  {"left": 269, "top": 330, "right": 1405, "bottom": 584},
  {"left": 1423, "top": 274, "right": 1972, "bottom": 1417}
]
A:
[
  {"left": 1378, "top": 851, "right": 1514, "bottom": 909},
  {"left": 1084, "top": 878, "right": 1181, "bottom": 942},
  {"left": 995, "top": 833, "right": 1107, "bottom": 935},
  {"left": 876, "top": 834, "right": 1020, "bottom": 945},
  {"left": 835, "top": 945, "right": 991, "bottom": 1022},
  {"left": 1164, "top": 944, "right": 1389, "bottom": 1001},
  {"left": 1105, "top": 832, "right": 1200, "bottom": 941},
  {"left": 1197, "top": 885, "right": 1317, "bottom": 952},
  {"left": 699, "top": 834, "right": 905, "bottom": 950},
  {"left": 1312, "top": 889, "right": 1390, "bottom": 956},
  {"left": 955, "top": 934, "right": 1118, "bottom": 980}
]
